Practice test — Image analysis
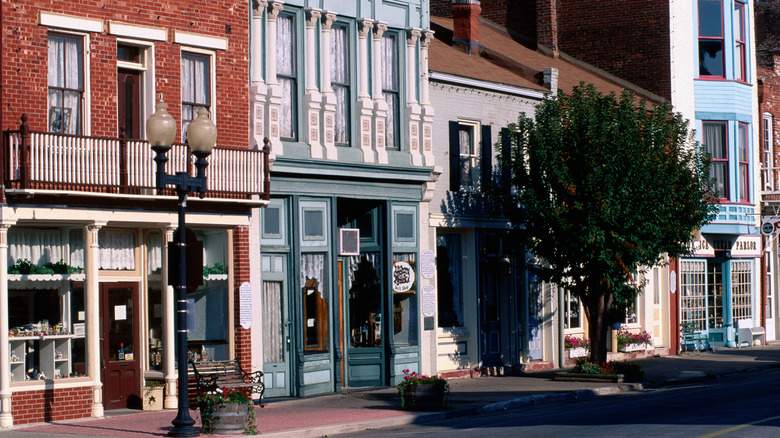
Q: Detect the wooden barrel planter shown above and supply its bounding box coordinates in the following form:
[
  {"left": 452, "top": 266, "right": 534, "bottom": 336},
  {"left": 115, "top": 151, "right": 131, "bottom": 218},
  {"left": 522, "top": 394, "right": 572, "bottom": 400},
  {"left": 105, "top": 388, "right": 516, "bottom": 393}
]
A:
[
  {"left": 200, "top": 402, "right": 250, "bottom": 435},
  {"left": 401, "top": 383, "right": 446, "bottom": 411}
]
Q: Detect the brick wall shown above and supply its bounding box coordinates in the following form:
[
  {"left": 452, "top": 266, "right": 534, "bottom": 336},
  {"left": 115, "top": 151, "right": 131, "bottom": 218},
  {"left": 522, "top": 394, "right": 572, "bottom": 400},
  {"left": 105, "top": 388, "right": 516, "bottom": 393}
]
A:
[
  {"left": 232, "top": 226, "right": 252, "bottom": 367},
  {"left": 12, "top": 386, "right": 92, "bottom": 425},
  {"left": 2, "top": 0, "right": 250, "bottom": 149},
  {"left": 430, "top": 0, "right": 536, "bottom": 42}
]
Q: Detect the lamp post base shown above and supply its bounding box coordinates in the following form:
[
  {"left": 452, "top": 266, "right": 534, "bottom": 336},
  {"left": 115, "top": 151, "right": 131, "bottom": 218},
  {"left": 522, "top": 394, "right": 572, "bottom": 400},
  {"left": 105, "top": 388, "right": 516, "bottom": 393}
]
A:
[{"left": 168, "top": 417, "right": 200, "bottom": 437}]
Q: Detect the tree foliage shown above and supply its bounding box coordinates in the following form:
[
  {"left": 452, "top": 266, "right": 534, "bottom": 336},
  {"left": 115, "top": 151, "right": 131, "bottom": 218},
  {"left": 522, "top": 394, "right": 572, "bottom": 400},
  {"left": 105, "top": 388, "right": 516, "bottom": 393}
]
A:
[{"left": 496, "top": 83, "right": 718, "bottom": 363}]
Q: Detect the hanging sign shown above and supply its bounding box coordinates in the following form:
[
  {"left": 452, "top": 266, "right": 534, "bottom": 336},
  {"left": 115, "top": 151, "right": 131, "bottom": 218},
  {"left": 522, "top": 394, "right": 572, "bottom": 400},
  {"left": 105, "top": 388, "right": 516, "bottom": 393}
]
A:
[
  {"left": 392, "top": 260, "right": 415, "bottom": 293},
  {"left": 240, "top": 282, "right": 253, "bottom": 330}
]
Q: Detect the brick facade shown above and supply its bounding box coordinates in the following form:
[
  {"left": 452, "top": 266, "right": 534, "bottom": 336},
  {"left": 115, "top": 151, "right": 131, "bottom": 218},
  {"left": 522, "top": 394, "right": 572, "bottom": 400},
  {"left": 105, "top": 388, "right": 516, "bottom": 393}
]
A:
[
  {"left": 233, "top": 226, "right": 252, "bottom": 367},
  {"left": 1, "top": 0, "right": 250, "bottom": 149},
  {"left": 11, "top": 386, "right": 92, "bottom": 425}
]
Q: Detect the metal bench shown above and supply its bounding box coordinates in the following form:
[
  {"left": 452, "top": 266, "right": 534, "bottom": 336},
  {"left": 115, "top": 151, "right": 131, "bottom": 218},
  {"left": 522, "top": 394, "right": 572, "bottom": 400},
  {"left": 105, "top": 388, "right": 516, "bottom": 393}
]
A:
[
  {"left": 189, "top": 359, "right": 265, "bottom": 408},
  {"left": 681, "top": 322, "right": 710, "bottom": 352},
  {"left": 737, "top": 318, "right": 766, "bottom": 348}
]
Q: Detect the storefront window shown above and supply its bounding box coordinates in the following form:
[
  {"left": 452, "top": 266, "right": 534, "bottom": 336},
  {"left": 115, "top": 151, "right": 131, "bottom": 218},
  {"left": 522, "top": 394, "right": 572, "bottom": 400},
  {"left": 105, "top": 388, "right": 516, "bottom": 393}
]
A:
[
  {"left": 147, "top": 232, "right": 163, "bottom": 370},
  {"left": 393, "top": 253, "right": 418, "bottom": 346},
  {"left": 708, "top": 262, "right": 723, "bottom": 329},
  {"left": 302, "top": 253, "right": 328, "bottom": 351},
  {"left": 680, "top": 260, "right": 707, "bottom": 330},
  {"left": 349, "top": 253, "right": 382, "bottom": 348},
  {"left": 731, "top": 260, "right": 752, "bottom": 321}
]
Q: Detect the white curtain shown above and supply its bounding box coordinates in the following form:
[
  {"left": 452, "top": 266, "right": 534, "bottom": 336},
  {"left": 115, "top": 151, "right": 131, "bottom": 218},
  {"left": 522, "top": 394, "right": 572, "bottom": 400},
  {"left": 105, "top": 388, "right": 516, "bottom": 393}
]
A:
[
  {"left": 147, "top": 232, "right": 162, "bottom": 273},
  {"left": 99, "top": 230, "right": 135, "bottom": 270},
  {"left": 703, "top": 123, "right": 727, "bottom": 198},
  {"left": 331, "top": 26, "right": 348, "bottom": 143},
  {"left": 262, "top": 281, "right": 284, "bottom": 363},
  {"left": 301, "top": 253, "right": 325, "bottom": 287},
  {"left": 47, "top": 35, "right": 82, "bottom": 135},
  {"left": 382, "top": 34, "right": 398, "bottom": 148},
  {"left": 277, "top": 15, "right": 295, "bottom": 138},
  {"left": 8, "top": 229, "right": 63, "bottom": 266}
]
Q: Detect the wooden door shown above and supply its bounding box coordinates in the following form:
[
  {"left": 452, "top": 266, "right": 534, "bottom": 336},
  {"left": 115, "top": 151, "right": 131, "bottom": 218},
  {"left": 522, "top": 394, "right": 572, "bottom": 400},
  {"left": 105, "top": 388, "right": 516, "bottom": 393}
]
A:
[
  {"left": 117, "top": 69, "right": 141, "bottom": 139},
  {"left": 101, "top": 283, "right": 141, "bottom": 410}
]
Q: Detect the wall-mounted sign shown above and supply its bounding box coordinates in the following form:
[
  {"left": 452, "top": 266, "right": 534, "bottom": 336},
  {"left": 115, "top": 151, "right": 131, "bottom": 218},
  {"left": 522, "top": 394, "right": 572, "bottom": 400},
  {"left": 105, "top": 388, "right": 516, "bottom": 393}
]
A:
[
  {"left": 762, "top": 216, "right": 780, "bottom": 235},
  {"left": 730, "top": 235, "right": 761, "bottom": 258},
  {"left": 392, "top": 260, "right": 415, "bottom": 293},
  {"left": 421, "top": 249, "right": 435, "bottom": 279},
  {"left": 240, "top": 282, "right": 253, "bottom": 330},
  {"left": 686, "top": 236, "right": 715, "bottom": 257}
]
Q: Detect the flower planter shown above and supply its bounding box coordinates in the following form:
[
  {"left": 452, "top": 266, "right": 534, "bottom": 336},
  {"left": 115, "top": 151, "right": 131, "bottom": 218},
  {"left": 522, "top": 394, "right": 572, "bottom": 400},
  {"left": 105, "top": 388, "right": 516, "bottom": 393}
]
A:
[
  {"left": 400, "top": 383, "right": 446, "bottom": 411},
  {"left": 200, "top": 402, "right": 250, "bottom": 435},
  {"left": 567, "top": 347, "right": 589, "bottom": 358},
  {"left": 618, "top": 343, "right": 651, "bottom": 353},
  {"left": 142, "top": 386, "right": 163, "bottom": 411}
]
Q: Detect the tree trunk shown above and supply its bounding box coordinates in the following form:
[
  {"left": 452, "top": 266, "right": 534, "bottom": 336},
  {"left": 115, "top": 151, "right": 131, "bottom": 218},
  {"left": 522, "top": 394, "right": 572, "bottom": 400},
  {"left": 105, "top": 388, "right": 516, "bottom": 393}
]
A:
[{"left": 584, "top": 292, "right": 611, "bottom": 365}]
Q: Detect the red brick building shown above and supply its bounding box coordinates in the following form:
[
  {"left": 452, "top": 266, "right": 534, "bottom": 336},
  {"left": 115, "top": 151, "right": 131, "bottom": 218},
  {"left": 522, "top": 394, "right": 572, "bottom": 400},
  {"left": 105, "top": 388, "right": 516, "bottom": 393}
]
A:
[{"left": 0, "top": 0, "right": 267, "bottom": 426}]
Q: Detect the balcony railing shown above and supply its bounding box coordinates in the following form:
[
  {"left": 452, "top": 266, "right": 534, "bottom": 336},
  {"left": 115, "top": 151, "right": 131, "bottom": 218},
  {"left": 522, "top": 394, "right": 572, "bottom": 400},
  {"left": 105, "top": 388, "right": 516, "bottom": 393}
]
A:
[{"left": 2, "top": 115, "right": 270, "bottom": 202}]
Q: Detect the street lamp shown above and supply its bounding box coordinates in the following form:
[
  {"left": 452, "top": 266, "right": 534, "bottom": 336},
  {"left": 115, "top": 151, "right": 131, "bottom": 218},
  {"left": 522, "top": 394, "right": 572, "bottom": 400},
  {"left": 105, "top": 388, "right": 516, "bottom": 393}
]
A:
[{"left": 147, "top": 97, "right": 216, "bottom": 437}]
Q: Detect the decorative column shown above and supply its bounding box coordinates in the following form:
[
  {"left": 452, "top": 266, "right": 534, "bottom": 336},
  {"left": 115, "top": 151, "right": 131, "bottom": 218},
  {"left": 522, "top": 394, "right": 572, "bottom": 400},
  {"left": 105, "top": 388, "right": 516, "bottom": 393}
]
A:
[
  {"left": 86, "top": 222, "right": 104, "bottom": 418},
  {"left": 372, "top": 22, "right": 389, "bottom": 165},
  {"left": 162, "top": 227, "right": 177, "bottom": 409},
  {"left": 357, "top": 19, "right": 376, "bottom": 162},
  {"left": 420, "top": 29, "right": 435, "bottom": 167},
  {"left": 0, "top": 224, "right": 12, "bottom": 428},
  {"left": 304, "top": 8, "right": 324, "bottom": 159},
  {"left": 251, "top": 1, "right": 270, "bottom": 155},
  {"left": 405, "top": 28, "right": 423, "bottom": 166},
  {"left": 320, "top": 11, "right": 338, "bottom": 159},
  {"left": 266, "top": 1, "right": 284, "bottom": 155}
]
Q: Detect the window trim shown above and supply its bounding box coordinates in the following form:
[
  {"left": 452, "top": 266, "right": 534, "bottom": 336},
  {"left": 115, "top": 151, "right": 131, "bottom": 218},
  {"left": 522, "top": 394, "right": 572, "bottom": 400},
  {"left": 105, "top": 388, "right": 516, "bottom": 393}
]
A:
[
  {"left": 737, "top": 122, "right": 750, "bottom": 203},
  {"left": 277, "top": 12, "right": 300, "bottom": 142},
  {"left": 116, "top": 38, "right": 155, "bottom": 140},
  {"left": 702, "top": 120, "right": 730, "bottom": 201},
  {"left": 382, "top": 31, "right": 400, "bottom": 150},
  {"left": 734, "top": 1, "right": 747, "bottom": 82},
  {"left": 331, "top": 22, "right": 352, "bottom": 146},
  {"left": 698, "top": 0, "right": 725, "bottom": 78},
  {"left": 763, "top": 113, "right": 774, "bottom": 192},
  {"left": 47, "top": 31, "right": 87, "bottom": 136}
]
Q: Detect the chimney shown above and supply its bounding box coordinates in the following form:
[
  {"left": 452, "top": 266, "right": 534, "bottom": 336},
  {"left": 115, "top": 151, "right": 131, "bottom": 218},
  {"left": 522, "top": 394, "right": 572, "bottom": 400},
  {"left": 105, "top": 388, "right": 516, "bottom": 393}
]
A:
[
  {"left": 536, "top": 0, "right": 559, "bottom": 58},
  {"left": 452, "top": 0, "right": 481, "bottom": 54}
]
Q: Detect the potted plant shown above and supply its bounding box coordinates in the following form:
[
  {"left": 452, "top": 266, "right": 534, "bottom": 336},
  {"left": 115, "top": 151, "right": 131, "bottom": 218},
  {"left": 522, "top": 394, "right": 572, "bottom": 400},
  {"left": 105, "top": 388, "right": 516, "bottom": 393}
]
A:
[
  {"left": 564, "top": 334, "right": 590, "bottom": 358},
  {"left": 142, "top": 380, "right": 165, "bottom": 411},
  {"left": 198, "top": 386, "right": 258, "bottom": 435},
  {"left": 396, "top": 369, "right": 449, "bottom": 410},
  {"left": 616, "top": 329, "right": 653, "bottom": 352}
]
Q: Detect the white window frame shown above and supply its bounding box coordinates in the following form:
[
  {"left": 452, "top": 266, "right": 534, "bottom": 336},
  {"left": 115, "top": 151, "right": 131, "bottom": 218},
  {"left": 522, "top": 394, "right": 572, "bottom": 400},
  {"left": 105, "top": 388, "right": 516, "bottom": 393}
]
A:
[
  {"left": 46, "top": 31, "right": 91, "bottom": 136},
  {"left": 563, "top": 289, "right": 583, "bottom": 332},
  {"left": 764, "top": 113, "right": 773, "bottom": 191},
  {"left": 458, "top": 119, "right": 480, "bottom": 190},
  {"left": 179, "top": 46, "right": 217, "bottom": 141},
  {"left": 115, "top": 38, "right": 156, "bottom": 139}
]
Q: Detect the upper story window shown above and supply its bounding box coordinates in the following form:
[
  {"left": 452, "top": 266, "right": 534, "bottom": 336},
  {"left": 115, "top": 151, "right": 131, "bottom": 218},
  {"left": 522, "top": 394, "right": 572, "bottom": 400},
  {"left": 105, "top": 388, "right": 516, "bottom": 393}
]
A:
[
  {"left": 734, "top": 2, "right": 746, "bottom": 81},
  {"left": 698, "top": 0, "right": 724, "bottom": 77},
  {"left": 331, "top": 24, "right": 350, "bottom": 145},
  {"left": 277, "top": 14, "right": 298, "bottom": 141},
  {"left": 48, "top": 33, "right": 84, "bottom": 135},
  {"left": 382, "top": 33, "right": 399, "bottom": 149},
  {"left": 703, "top": 121, "right": 729, "bottom": 200},
  {"left": 738, "top": 122, "right": 749, "bottom": 202},
  {"left": 181, "top": 52, "right": 211, "bottom": 141},
  {"left": 457, "top": 121, "right": 478, "bottom": 190},
  {"left": 449, "top": 121, "right": 492, "bottom": 192}
]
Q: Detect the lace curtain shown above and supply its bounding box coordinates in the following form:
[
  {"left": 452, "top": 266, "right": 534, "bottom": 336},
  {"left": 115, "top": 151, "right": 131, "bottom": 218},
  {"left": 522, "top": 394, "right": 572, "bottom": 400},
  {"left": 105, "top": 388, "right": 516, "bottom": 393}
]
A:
[
  {"left": 703, "top": 123, "right": 727, "bottom": 198},
  {"left": 181, "top": 54, "right": 210, "bottom": 140},
  {"left": 147, "top": 233, "right": 162, "bottom": 273},
  {"left": 99, "top": 230, "right": 135, "bottom": 270},
  {"left": 9, "top": 229, "right": 63, "bottom": 266},
  {"left": 301, "top": 253, "right": 325, "bottom": 287},
  {"left": 277, "top": 15, "right": 295, "bottom": 139},
  {"left": 331, "top": 26, "right": 348, "bottom": 143},
  {"left": 382, "top": 34, "right": 398, "bottom": 148},
  {"left": 48, "top": 35, "right": 82, "bottom": 135}
]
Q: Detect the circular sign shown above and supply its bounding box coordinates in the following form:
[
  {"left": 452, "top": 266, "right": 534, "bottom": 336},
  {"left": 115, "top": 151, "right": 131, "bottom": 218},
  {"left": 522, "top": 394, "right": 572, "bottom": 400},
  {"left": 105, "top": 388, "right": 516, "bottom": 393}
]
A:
[
  {"left": 392, "top": 261, "right": 415, "bottom": 293},
  {"left": 762, "top": 221, "right": 775, "bottom": 235}
]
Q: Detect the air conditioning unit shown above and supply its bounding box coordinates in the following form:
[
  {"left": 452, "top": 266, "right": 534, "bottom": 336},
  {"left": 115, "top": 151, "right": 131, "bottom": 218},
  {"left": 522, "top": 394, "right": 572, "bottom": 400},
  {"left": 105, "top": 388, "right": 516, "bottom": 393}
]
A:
[{"left": 339, "top": 228, "right": 360, "bottom": 256}]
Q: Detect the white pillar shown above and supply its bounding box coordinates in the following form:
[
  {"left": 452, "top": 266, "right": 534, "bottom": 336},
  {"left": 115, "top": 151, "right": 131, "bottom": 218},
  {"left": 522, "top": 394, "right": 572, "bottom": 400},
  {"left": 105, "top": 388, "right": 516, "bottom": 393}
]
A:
[
  {"left": 266, "top": 1, "right": 284, "bottom": 155},
  {"left": 357, "top": 18, "right": 375, "bottom": 162},
  {"left": 373, "top": 22, "right": 389, "bottom": 164},
  {"left": 162, "top": 227, "right": 178, "bottom": 409},
  {"left": 320, "top": 11, "right": 338, "bottom": 159},
  {"left": 251, "top": 1, "right": 269, "bottom": 154},
  {"left": 420, "top": 29, "right": 435, "bottom": 167},
  {"left": 86, "top": 223, "right": 104, "bottom": 418},
  {"left": 405, "top": 28, "right": 423, "bottom": 166},
  {"left": 304, "top": 8, "right": 324, "bottom": 159},
  {"left": 0, "top": 224, "right": 12, "bottom": 428}
]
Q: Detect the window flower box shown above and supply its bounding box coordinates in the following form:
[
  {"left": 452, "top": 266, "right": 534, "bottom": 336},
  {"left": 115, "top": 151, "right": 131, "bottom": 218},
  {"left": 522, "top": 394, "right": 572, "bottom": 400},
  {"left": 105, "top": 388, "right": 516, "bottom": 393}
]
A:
[
  {"left": 618, "top": 343, "right": 651, "bottom": 353},
  {"left": 567, "top": 347, "right": 589, "bottom": 358}
]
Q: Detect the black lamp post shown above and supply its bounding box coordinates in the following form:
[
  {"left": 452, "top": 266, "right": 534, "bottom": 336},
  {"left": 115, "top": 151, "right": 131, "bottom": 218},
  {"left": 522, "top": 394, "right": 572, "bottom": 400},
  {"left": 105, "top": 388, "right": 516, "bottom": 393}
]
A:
[{"left": 147, "top": 98, "right": 216, "bottom": 437}]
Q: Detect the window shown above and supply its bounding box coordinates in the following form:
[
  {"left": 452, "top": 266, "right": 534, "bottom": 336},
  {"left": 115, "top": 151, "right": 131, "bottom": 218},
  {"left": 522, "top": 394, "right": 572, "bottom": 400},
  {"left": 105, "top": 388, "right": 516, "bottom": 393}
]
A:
[
  {"left": 147, "top": 232, "right": 163, "bottom": 370},
  {"left": 681, "top": 260, "right": 707, "bottom": 331},
  {"left": 392, "top": 253, "right": 418, "bottom": 346},
  {"left": 302, "top": 253, "right": 328, "bottom": 351},
  {"left": 703, "top": 121, "right": 728, "bottom": 199},
  {"left": 331, "top": 24, "right": 350, "bottom": 144},
  {"left": 459, "top": 123, "right": 478, "bottom": 189},
  {"left": 277, "top": 14, "right": 298, "bottom": 140},
  {"left": 349, "top": 253, "right": 382, "bottom": 348},
  {"left": 382, "top": 33, "right": 399, "bottom": 149},
  {"left": 450, "top": 121, "right": 492, "bottom": 192},
  {"left": 738, "top": 122, "right": 749, "bottom": 202},
  {"left": 564, "top": 290, "right": 582, "bottom": 330},
  {"left": 734, "top": 2, "right": 746, "bottom": 81},
  {"left": 732, "top": 260, "right": 752, "bottom": 322},
  {"left": 707, "top": 261, "right": 723, "bottom": 329},
  {"left": 764, "top": 114, "right": 773, "bottom": 191},
  {"left": 181, "top": 52, "right": 211, "bottom": 141},
  {"left": 436, "top": 234, "right": 463, "bottom": 328},
  {"left": 48, "top": 33, "right": 84, "bottom": 135},
  {"left": 698, "top": 0, "right": 724, "bottom": 77}
]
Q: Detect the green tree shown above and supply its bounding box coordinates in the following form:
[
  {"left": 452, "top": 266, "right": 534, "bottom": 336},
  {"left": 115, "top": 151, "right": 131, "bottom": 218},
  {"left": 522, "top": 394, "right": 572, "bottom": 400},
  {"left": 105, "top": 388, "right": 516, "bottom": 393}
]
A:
[{"left": 497, "top": 83, "right": 717, "bottom": 365}]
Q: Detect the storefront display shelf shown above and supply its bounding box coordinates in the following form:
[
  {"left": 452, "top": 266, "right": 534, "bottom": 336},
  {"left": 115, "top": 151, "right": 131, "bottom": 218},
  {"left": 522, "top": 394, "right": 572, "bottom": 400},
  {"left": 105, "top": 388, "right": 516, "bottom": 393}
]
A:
[{"left": 9, "top": 334, "right": 83, "bottom": 382}]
